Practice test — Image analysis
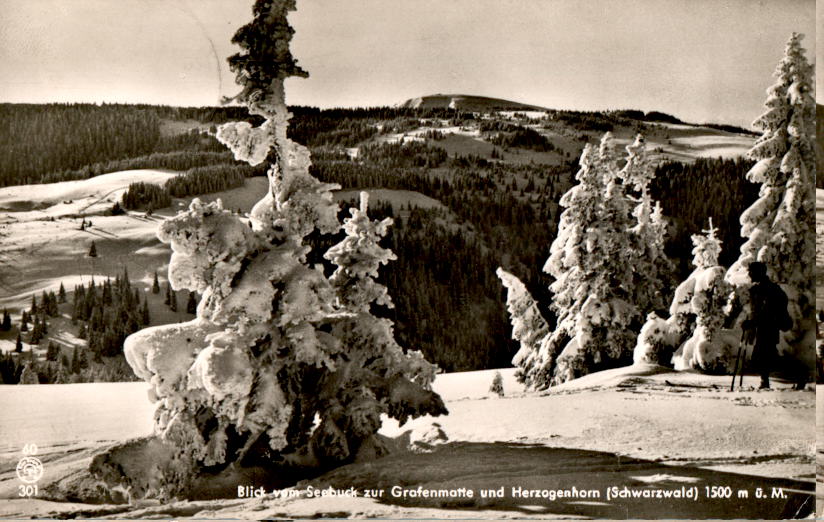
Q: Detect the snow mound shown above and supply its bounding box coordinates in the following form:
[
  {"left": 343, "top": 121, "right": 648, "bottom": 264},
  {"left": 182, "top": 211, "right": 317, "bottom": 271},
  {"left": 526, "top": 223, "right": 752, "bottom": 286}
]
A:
[
  {"left": 545, "top": 362, "right": 673, "bottom": 393},
  {"left": 408, "top": 422, "right": 449, "bottom": 452}
]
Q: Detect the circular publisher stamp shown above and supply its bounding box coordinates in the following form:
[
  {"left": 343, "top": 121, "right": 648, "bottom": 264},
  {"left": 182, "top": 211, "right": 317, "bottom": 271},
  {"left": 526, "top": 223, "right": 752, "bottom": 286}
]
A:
[{"left": 16, "top": 457, "right": 44, "bottom": 484}]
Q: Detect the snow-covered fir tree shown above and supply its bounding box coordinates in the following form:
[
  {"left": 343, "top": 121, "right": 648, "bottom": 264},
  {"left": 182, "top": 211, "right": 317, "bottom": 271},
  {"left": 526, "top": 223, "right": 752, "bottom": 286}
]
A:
[
  {"left": 726, "top": 33, "right": 815, "bottom": 366},
  {"left": 321, "top": 191, "right": 443, "bottom": 433},
  {"left": 535, "top": 139, "right": 608, "bottom": 386},
  {"left": 544, "top": 133, "right": 642, "bottom": 384},
  {"left": 53, "top": 363, "right": 69, "bottom": 384},
  {"left": 672, "top": 221, "right": 737, "bottom": 371},
  {"left": 620, "top": 135, "right": 673, "bottom": 314},
  {"left": 496, "top": 267, "right": 550, "bottom": 387},
  {"left": 501, "top": 133, "right": 671, "bottom": 387},
  {"left": 104, "top": 0, "right": 446, "bottom": 500}
]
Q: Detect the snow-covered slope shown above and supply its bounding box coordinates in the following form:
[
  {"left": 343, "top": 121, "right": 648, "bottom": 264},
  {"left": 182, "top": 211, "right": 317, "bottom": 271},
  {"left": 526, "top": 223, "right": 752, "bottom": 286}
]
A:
[
  {"left": 0, "top": 172, "right": 269, "bottom": 311},
  {"left": 0, "top": 169, "right": 179, "bottom": 216},
  {"left": 0, "top": 366, "right": 813, "bottom": 519}
]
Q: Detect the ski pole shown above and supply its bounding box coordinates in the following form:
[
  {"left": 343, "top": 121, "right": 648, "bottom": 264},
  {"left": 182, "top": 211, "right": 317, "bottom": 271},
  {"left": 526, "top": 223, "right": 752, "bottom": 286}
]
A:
[
  {"left": 738, "top": 347, "right": 745, "bottom": 388},
  {"left": 730, "top": 344, "right": 743, "bottom": 391}
]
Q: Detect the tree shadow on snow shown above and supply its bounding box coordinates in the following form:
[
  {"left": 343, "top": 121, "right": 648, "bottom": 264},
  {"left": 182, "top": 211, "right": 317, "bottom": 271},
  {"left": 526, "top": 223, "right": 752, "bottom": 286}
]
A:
[{"left": 305, "top": 442, "right": 813, "bottom": 519}]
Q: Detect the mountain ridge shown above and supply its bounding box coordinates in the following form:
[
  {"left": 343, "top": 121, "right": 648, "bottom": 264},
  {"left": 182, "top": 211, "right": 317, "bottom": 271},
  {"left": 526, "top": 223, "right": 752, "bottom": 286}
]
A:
[
  {"left": 399, "top": 94, "right": 548, "bottom": 112},
  {"left": 398, "top": 93, "right": 761, "bottom": 136}
]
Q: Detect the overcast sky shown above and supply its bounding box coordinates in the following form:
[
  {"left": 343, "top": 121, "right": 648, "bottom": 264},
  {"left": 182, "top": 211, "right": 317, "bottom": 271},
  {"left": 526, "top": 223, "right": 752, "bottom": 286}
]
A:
[{"left": 0, "top": 0, "right": 814, "bottom": 128}]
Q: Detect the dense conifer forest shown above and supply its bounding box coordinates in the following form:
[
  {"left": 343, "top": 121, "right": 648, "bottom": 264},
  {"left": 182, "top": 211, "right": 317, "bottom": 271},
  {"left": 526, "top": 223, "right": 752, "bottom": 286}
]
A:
[{"left": 0, "top": 271, "right": 196, "bottom": 384}]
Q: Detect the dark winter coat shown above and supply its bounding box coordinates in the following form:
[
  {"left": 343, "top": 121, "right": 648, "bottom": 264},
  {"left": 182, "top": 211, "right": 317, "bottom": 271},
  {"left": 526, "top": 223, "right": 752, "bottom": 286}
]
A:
[{"left": 744, "top": 280, "right": 791, "bottom": 371}]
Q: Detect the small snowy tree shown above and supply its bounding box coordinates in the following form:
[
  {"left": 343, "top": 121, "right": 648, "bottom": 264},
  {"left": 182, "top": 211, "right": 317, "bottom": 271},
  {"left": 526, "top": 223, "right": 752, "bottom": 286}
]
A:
[
  {"left": 672, "top": 221, "right": 738, "bottom": 372},
  {"left": 636, "top": 220, "right": 737, "bottom": 371},
  {"left": 489, "top": 371, "right": 504, "bottom": 397},
  {"left": 168, "top": 289, "right": 177, "bottom": 312},
  {"left": 141, "top": 300, "right": 150, "bottom": 325},
  {"left": 54, "top": 361, "right": 69, "bottom": 384},
  {"left": 186, "top": 292, "right": 197, "bottom": 314},
  {"left": 46, "top": 341, "right": 59, "bottom": 362},
  {"left": 633, "top": 311, "right": 679, "bottom": 366},
  {"left": 29, "top": 319, "right": 43, "bottom": 345},
  {"left": 496, "top": 267, "right": 550, "bottom": 387},
  {"left": 19, "top": 362, "right": 38, "bottom": 384},
  {"left": 726, "top": 33, "right": 815, "bottom": 365},
  {"left": 320, "top": 191, "right": 444, "bottom": 440},
  {"left": 1, "top": 309, "right": 10, "bottom": 331},
  {"left": 99, "top": 0, "right": 446, "bottom": 501},
  {"left": 324, "top": 192, "right": 396, "bottom": 312}
]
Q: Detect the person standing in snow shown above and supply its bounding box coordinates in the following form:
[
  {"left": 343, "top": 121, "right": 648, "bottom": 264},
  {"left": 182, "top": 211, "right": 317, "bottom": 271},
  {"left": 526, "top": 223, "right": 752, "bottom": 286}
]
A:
[{"left": 740, "top": 262, "right": 792, "bottom": 389}]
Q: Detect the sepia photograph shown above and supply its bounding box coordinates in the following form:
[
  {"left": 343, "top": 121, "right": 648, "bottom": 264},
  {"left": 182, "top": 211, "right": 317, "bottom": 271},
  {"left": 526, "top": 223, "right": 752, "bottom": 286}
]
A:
[{"left": 0, "top": 0, "right": 817, "bottom": 519}]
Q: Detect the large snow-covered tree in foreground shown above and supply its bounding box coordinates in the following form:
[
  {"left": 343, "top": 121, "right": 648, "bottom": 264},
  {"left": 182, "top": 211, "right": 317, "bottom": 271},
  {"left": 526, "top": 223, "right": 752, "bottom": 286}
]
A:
[
  {"left": 499, "top": 134, "right": 671, "bottom": 388},
  {"left": 93, "top": 0, "right": 445, "bottom": 500},
  {"left": 726, "top": 33, "right": 815, "bottom": 365}
]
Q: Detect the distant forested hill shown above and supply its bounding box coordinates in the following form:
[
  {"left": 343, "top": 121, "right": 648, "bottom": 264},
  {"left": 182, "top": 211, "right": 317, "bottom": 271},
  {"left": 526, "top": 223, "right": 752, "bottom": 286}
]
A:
[
  {"left": 1, "top": 102, "right": 759, "bottom": 372},
  {"left": 0, "top": 104, "right": 271, "bottom": 187},
  {"left": 0, "top": 103, "right": 464, "bottom": 187}
]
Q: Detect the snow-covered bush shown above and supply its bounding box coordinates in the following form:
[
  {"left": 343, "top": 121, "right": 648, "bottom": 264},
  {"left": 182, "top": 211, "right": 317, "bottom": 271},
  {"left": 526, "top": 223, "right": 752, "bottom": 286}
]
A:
[
  {"left": 726, "top": 33, "right": 815, "bottom": 364},
  {"left": 100, "top": 0, "right": 446, "bottom": 500},
  {"left": 633, "top": 312, "right": 679, "bottom": 365}
]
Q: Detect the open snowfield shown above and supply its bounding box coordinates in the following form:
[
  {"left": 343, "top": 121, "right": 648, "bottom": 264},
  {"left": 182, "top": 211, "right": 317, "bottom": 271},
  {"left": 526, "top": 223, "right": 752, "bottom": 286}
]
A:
[
  {"left": 0, "top": 212, "right": 171, "bottom": 311},
  {"left": 0, "top": 169, "right": 180, "bottom": 217},
  {"left": 0, "top": 366, "right": 813, "bottom": 519},
  {"left": 0, "top": 169, "right": 181, "bottom": 311},
  {"left": 0, "top": 171, "right": 268, "bottom": 312},
  {"left": 655, "top": 123, "right": 754, "bottom": 160}
]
